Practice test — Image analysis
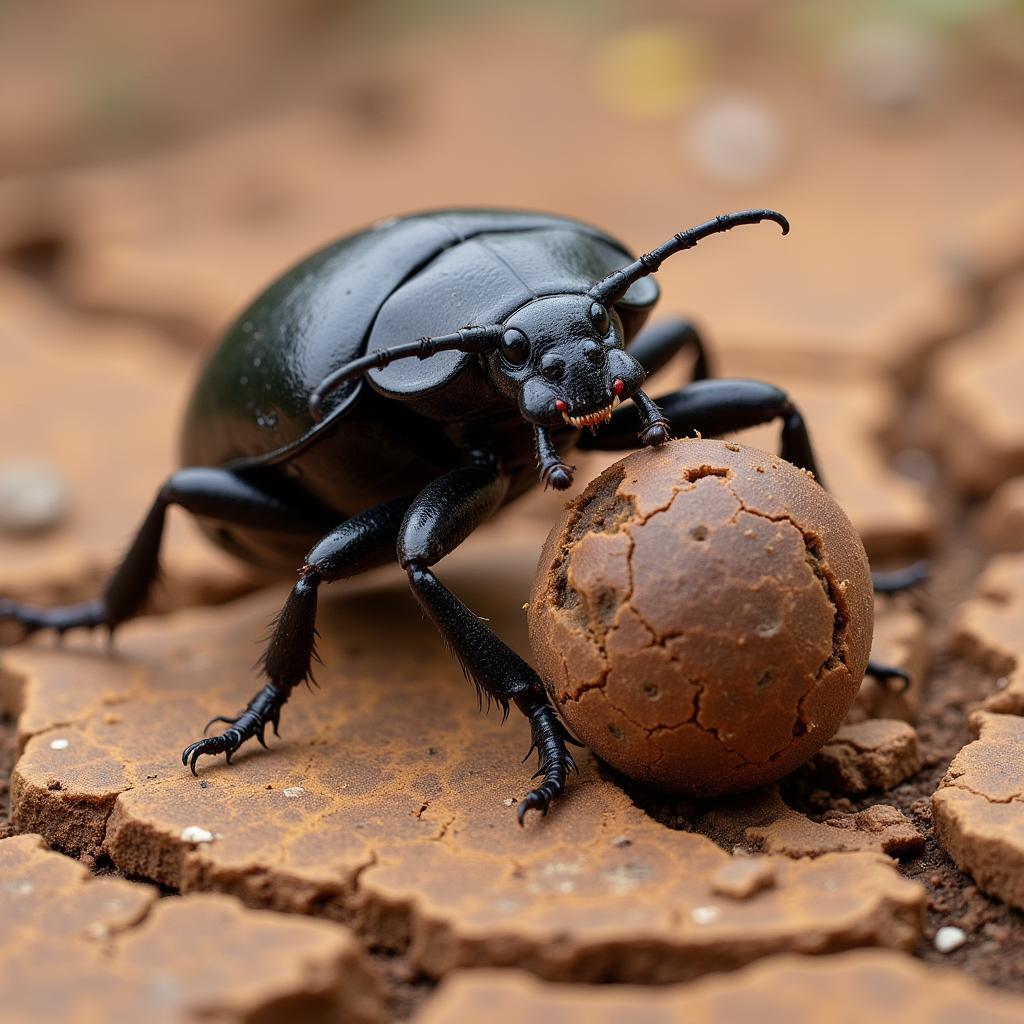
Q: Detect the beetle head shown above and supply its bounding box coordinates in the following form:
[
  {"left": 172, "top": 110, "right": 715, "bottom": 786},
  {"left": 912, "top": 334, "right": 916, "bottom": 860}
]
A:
[{"left": 485, "top": 294, "right": 646, "bottom": 429}]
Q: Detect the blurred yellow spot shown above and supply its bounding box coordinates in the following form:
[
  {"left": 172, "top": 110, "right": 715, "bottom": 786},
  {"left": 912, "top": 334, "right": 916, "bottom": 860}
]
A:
[{"left": 592, "top": 27, "right": 704, "bottom": 120}]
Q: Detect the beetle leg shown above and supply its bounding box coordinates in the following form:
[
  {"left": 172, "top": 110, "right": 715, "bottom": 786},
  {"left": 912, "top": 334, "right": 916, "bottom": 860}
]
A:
[
  {"left": 865, "top": 660, "right": 912, "bottom": 693},
  {"left": 534, "top": 425, "right": 574, "bottom": 490},
  {"left": 398, "top": 459, "right": 579, "bottom": 824},
  {"left": 182, "top": 496, "right": 412, "bottom": 774},
  {"left": 578, "top": 378, "right": 826, "bottom": 482},
  {"left": 0, "top": 467, "right": 328, "bottom": 640},
  {"left": 626, "top": 317, "right": 712, "bottom": 382},
  {"left": 630, "top": 389, "right": 672, "bottom": 447},
  {"left": 872, "top": 560, "right": 930, "bottom": 595}
]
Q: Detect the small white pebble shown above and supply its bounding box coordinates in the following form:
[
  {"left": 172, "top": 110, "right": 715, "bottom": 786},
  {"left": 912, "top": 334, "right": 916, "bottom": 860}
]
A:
[
  {"left": 934, "top": 926, "right": 967, "bottom": 953},
  {"left": 179, "top": 826, "right": 215, "bottom": 844},
  {"left": 282, "top": 786, "right": 305, "bottom": 799},
  {"left": 831, "top": 21, "right": 944, "bottom": 115},
  {"left": 690, "top": 905, "right": 721, "bottom": 926},
  {"left": 0, "top": 460, "right": 69, "bottom": 534},
  {"left": 49, "top": 738, "right": 69, "bottom": 751},
  {"left": 684, "top": 94, "right": 785, "bottom": 186},
  {"left": 503, "top": 798, "right": 515, "bottom": 807}
]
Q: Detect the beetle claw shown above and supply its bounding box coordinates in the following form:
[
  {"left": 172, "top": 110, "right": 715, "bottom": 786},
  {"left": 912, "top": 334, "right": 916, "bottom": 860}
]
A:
[
  {"left": 182, "top": 727, "right": 244, "bottom": 774},
  {"left": 203, "top": 715, "right": 236, "bottom": 735},
  {"left": 540, "top": 462, "right": 574, "bottom": 491},
  {"left": 516, "top": 703, "right": 574, "bottom": 825},
  {"left": 182, "top": 688, "right": 286, "bottom": 777},
  {"left": 639, "top": 419, "right": 671, "bottom": 447}
]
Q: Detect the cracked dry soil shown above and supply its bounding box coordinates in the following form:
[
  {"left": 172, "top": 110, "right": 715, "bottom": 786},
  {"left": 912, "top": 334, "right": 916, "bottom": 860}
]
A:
[
  {"left": 529, "top": 439, "right": 872, "bottom": 796},
  {"left": 6, "top": 417, "right": 1024, "bottom": 1015},
  {"left": 4, "top": 409, "right": 1024, "bottom": 1014}
]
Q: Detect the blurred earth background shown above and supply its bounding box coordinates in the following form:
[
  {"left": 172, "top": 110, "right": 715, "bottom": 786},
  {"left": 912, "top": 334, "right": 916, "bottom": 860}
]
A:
[{"left": 3, "top": 1, "right": 1024, "bottom": 1021}]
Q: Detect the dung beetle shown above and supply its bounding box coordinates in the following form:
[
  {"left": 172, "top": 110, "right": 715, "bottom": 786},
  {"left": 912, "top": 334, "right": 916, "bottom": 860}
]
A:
[{"left": 1, "top": 208, "right": 924, "bottom": 823}]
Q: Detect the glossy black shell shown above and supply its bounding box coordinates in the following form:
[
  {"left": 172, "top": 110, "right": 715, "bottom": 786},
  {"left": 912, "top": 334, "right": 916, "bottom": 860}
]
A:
[{"left": 180, "top": 209, "right": 658, "bottom": 566}]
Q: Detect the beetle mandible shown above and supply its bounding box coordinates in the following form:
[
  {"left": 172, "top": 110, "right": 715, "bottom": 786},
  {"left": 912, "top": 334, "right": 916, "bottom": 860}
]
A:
[{"left": 1, "top": 208, "right": 922, "bottom": 823}]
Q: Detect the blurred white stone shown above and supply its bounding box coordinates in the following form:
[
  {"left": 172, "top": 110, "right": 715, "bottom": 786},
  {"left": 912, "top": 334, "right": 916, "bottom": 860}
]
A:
[
  {"left": 832, "top": 21, "right": 946, "bottom": 115},
  {"left": 180, "top": 826, "right": 216, "bottom": 844},
  {"left": 690, "top": 905, "right": 722, "bottom": 925},
  {"left": 933, "top": 925, "right": 967, "bottom": 953},
  {"left": 683, "top": 95, "right": 785, "bottom": 186},
  {"left": 0, "top": 459, "right": 69, "bottom": 534}
]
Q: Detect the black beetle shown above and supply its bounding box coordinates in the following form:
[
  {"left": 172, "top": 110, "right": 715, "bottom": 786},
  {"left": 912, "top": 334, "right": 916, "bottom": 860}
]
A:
[{"left": 1, "top": 208, "right": 923, "bottom": 823}]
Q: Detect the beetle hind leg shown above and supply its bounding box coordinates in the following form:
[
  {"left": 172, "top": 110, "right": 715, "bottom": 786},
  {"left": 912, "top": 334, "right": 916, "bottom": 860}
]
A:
[{"left": 0, "top": 467, "right": 328, "bottom": 641}]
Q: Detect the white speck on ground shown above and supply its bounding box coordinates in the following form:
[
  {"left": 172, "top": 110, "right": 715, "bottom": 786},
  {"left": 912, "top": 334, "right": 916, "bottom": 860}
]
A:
[
  {"left": 934, "top": 926, "right": 967, "bottom": 953},
  {"left": 180, "top": 826, "right": 216, "bottom": 844},
  {"left": 691, "top": 905, "right": 722, "bottom": 926},
  {"left": 49, "top": 738, "right": 69, "bottom": 751}
]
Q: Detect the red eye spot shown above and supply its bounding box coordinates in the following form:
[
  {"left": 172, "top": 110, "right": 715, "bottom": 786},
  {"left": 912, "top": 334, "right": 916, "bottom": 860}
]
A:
[
  {"left": 555, "top": 399, "right": 567, "bottom": 412},
  {"left": 613, "top": 379, "right": 625, "bottom": 395}
]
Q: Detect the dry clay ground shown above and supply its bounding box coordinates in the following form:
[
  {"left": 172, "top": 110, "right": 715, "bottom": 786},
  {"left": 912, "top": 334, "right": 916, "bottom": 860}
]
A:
[{"left": 4, "top": 20, "right": 1024, "bottom": 1023}]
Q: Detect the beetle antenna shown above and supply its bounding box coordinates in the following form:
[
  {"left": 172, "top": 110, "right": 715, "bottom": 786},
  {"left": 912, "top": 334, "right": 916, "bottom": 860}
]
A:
[
  {"left": 589, "top": 209, "right": 789, "bottom": 306},
  {"left": 308, "top": 324, "right": 504, "bottom": 420}
]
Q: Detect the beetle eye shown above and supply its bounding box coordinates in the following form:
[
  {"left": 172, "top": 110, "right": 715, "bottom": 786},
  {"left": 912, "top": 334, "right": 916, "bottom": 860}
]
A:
[
  {"left": 500, "top": 328, "right": 530, "bottom": 366},
  {"left": 590, "top": 302, "right": 610, "bottom": 336}
]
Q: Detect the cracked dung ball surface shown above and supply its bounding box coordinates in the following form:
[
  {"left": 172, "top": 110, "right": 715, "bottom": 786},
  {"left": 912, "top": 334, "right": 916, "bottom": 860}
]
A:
[{"left": 528, "top": 439, "right": 873, "bottom": 797}]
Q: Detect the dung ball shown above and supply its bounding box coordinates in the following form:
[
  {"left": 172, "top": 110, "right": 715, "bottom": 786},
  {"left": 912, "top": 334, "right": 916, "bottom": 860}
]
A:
[{"left": 528, "top": 438, "right": 873, "bottom": 797}]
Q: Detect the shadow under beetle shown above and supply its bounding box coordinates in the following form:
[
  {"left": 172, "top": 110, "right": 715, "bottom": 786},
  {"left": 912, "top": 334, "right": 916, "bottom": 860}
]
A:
[{"left": 0, "top": 208, "right": 925, "bottom": 823}]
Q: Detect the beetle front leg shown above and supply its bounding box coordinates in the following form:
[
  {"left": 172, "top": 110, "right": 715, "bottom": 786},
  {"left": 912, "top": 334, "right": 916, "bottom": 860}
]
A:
[
  {"left": 581, "top": 377, "right": 928, "bottom": 690},
  {"left": 631, "top": 389, "right": 672, "bottom": 447},
  {"left": 579, "top": 378, "right": 824, "bottom": 481},
  {"left": 398, "top": 458, "right": 580, "bottom": 823},
  {"left": 534, "top": 425, "right": 574, "bottom": 490}
]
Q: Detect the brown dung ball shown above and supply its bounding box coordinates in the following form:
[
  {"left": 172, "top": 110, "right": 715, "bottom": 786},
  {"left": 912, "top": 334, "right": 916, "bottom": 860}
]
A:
[{"left": 528, "top": 438, "right": 873, "bottom": 797}]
